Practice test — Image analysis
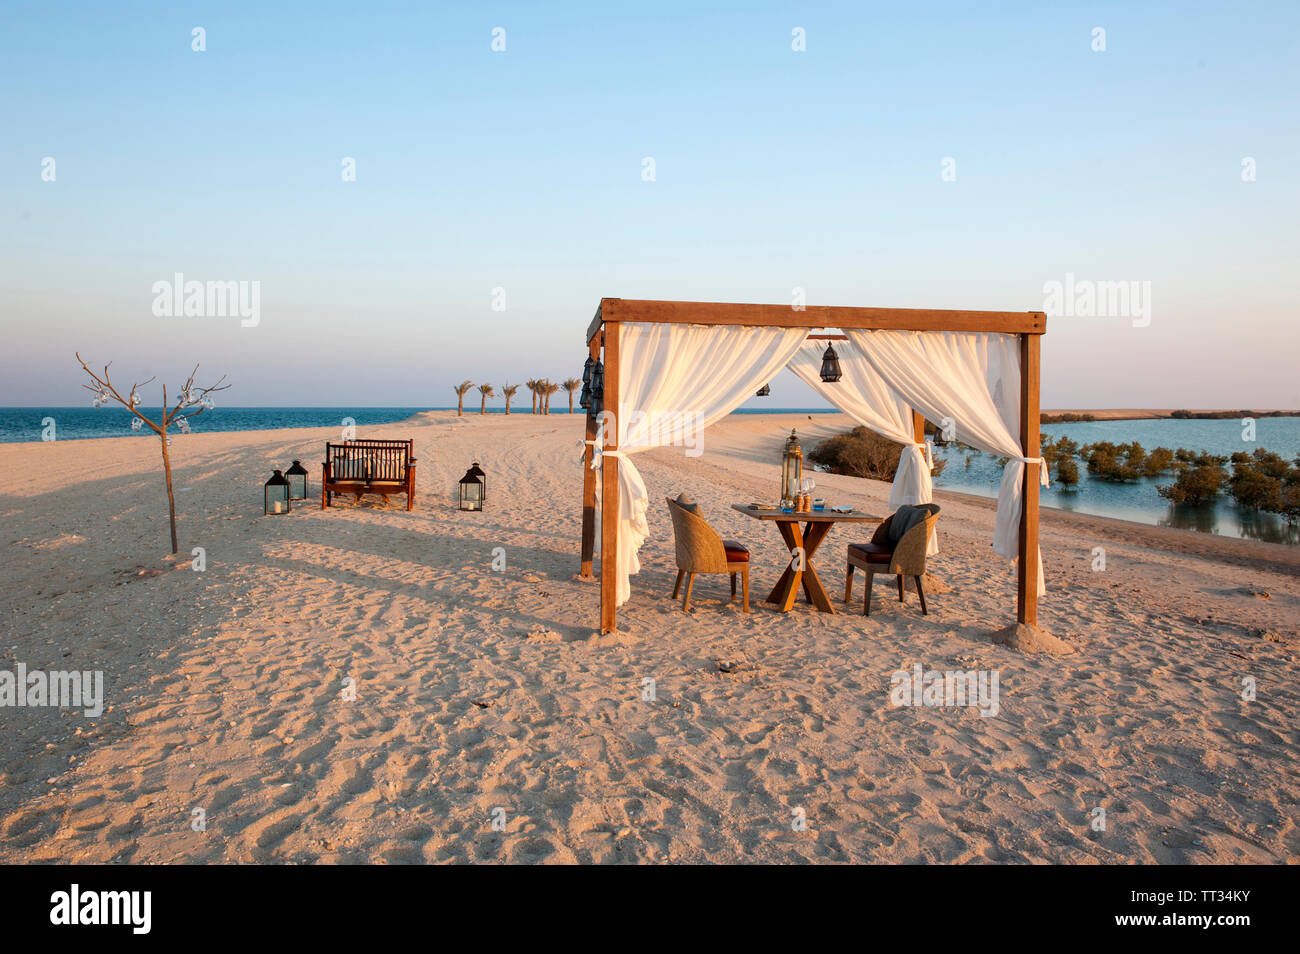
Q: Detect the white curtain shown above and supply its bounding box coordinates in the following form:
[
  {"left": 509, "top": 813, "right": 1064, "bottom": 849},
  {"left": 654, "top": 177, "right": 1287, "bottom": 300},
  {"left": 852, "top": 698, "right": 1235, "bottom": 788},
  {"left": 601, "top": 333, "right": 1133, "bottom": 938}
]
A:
[
  {"left": 599, "top": 322, "right": 809, "bottom": 606},
  {"left": 786, "top": 337, "right": 935, "bottom": 521},
  {"left": 846, "top": 329, "right": 1047, "bottom": 594}
]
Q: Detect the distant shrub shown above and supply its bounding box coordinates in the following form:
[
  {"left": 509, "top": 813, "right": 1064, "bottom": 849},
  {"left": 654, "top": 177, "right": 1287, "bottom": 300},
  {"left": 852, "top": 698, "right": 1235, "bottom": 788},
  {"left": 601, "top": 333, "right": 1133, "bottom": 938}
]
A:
[
  {"left": 1157, "top": 453, "right": 1228, "bottom": 505},
  {"left": 1056, "top": 457, "right": 1079, "bottom": 487},
  {"left": 810, "top": 427, "right": 946, "bottom": 481}
]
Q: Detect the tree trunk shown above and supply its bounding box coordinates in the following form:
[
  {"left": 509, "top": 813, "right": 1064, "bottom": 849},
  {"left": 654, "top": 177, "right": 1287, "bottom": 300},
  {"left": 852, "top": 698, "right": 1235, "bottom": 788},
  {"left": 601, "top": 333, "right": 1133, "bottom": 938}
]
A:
[
  {"left": 480, "top": 395, "right": 486, "bottom": 414},
  {"left": 505, "top": 398, "right": 511, "bottom": 415},
  {"left": 160, "top": 429, "right": 178, "bottom": 554},
  {"left": 568, "top": 393, "right": 575, "bottom": 413},
  {"left": 457, "top": 396, "right": 464, "bottom": 416},
  {"left": 531, "top": 392, "right": 537, "bottom": 414}
]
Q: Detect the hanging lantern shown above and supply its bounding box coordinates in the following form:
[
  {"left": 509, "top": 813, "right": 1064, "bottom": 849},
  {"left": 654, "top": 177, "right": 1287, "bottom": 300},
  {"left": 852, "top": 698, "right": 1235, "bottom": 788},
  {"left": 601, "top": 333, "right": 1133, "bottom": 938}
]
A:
[
  {"left": 589, "top": 360, "right": 604, "bottom": 416},
  {"left": 264, "top": 470, "right": 291, "bottom": 515},
  {"left": 780, "top": 430, "right": 803, "bottom": 509},
  {"left": 458, "top": 462, "right": 485, "bottom": 511},
  {"left": 819, "top": 343, "right": 843, "bottom": 383},
  {"left": 756, "top": 383, "right": 771, "bottom": 397},
  {"left": 579, "top": 355, "right": 595, "bottom": 410},
  {"left": 285, "top": 459, "right": 309, "bottom": 500}
]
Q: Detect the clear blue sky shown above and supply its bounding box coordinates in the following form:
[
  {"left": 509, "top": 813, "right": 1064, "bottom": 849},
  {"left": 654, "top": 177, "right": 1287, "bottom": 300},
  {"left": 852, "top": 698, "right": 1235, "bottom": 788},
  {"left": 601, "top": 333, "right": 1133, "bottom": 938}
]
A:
[{"left": 3, "top": 1, "right": 1297, "bottom": 408}]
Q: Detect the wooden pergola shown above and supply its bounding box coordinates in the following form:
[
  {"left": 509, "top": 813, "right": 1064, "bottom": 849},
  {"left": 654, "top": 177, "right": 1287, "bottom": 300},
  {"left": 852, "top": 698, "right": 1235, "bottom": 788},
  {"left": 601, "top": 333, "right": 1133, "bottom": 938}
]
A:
[{"left": 580, "top": 298, "right": 1048, "bottom": 634}]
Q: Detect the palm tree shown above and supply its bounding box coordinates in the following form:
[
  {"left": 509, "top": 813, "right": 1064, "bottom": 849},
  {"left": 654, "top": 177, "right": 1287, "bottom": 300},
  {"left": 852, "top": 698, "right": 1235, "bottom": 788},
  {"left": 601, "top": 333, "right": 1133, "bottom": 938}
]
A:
[
  {"left": 561, "top": 377, "right": 582, "bottom": 413},
  {"left": 502, "top": 382, "right": 519, "bottom": 415},
  {"left": 542, "top": 380, "right": 559, "bottom": 414},
  {"left": 477, "top": 382, "right": 495, "bottom": 415},
  {"left": 525, "top": 378, "right": 539, "bottom": 414},
  {"left": 453, "top": 380, "right": 474, "bottom": 416}
]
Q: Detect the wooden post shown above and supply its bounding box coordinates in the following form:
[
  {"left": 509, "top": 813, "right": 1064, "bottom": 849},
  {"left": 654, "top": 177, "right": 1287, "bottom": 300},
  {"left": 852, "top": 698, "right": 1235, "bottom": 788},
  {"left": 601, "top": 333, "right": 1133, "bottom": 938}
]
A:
[
  {"left": 1017, "top": 333, "right": 1041, "bottom": 625},
  {"left": 911, "top": 409, "right": 926, "bottom": 447},
  {"left": 599, "top": 320, "right": 621, "bottom": 633},
  {"left": 579, "top": 332, "right": 600, "bottom": 579}
]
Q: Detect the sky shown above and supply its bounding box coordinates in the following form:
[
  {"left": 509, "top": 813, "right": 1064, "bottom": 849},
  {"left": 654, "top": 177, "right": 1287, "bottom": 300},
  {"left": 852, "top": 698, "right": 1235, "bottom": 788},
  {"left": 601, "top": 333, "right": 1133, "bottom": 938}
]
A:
[{"left": 2, "top": 0, "right": 1297, "bottom": 409}]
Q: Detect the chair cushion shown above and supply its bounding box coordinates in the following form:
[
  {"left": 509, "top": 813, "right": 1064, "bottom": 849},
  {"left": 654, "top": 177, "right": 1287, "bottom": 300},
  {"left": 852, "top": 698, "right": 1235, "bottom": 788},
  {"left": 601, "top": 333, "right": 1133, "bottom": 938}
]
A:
[
  {"left": 848, "top": 542, "right": 893, "bottom": 564},
  {"left": 674, "top": 492, "right": 701, "bottom": 514},
  {"left": 722, "top": 539, "right": 749, "bottom": 562},
  {"left": 334, "top": 452, "right": 368, "bottom": 480}
]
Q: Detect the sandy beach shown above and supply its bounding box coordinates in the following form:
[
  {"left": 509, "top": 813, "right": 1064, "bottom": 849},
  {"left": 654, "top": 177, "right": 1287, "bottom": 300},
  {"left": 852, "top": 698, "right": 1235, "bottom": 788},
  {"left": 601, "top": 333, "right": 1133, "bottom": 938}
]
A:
[{"left": 1, "top": 411, "right": 1296, "bottom": 864}]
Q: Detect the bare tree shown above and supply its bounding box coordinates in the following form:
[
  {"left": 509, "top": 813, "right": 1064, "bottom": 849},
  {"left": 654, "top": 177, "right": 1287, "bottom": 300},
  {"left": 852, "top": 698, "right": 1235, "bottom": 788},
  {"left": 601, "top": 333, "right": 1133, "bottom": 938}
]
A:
[
  {"left": 561, "top": 377, "right": 582, "bottom": 413},
  {"left": 76, "top": 353, "right": 230, "bottom": 554},
  {"left": 453, "top": 380, "right": 474, "bottom": 416},
  {"left": 501, "top": 382, "right": 519, "bottom": 415},
  {"left": 477, "top": 382, "right": 495, "bottom": 415}
]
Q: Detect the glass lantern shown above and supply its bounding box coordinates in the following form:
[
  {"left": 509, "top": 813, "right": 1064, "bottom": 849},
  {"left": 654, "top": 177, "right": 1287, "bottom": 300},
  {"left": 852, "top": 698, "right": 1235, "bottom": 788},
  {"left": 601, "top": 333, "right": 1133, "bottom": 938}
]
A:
[
  {"left": 781, "top": 430, "right": 803, "bottom": 509},
  {"left": 466, "top": 460, "right": 486, "bottom": 502},
  {"left": 264, "top": 470, "right": 291, "bottom": 515},
  {"left": 819, "top": 342, "right": 843, "bottom": 382},
  {"left": 756, "top": 383, "right": 771, "bottom": 397},
  {"left": 459, "top": 464, "right": 485, "bottom": 511},
  {"left": 285, "top": 460, "right": 308, "bottom": 500}
]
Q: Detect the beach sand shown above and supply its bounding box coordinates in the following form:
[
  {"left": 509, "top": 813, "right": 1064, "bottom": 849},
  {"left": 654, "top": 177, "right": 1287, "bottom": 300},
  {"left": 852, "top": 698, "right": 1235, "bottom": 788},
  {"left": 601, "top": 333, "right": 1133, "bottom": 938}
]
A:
[{"left": 1, "top": 411, "right": 1296, "bottom": 863}]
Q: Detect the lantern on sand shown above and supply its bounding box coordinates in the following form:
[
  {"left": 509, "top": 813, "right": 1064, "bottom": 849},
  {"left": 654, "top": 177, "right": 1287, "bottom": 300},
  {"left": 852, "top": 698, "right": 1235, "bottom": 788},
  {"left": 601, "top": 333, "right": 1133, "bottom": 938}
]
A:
[
  {"left": 285, "top": 460, "right": 308, "bottom": 500},
  {"left": 264, "top": 470, "right": 291, "bottom": 515},
  {"left": 458, "top": 462, "right": 485, "bottom": 511}
]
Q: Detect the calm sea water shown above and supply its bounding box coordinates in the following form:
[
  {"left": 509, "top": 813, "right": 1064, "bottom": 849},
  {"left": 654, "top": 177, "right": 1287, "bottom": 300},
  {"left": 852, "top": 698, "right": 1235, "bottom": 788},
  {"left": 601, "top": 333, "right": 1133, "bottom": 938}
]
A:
[
  {"left": 931, "top": 417, "right": 1300, "bottom": 544},
  {"left": 0, "top": 405, "right": 841, "bottom": 443}
]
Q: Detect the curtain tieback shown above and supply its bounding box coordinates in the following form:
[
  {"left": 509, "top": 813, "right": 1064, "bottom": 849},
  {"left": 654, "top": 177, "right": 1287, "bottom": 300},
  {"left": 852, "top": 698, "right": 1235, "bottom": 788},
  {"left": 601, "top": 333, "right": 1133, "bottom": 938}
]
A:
[
  {"left": 580, "top": 439, "right": 625, "bottom": 469},
  {"left": 1012, "top": 456, "right": 1051, "bottom": 487}
]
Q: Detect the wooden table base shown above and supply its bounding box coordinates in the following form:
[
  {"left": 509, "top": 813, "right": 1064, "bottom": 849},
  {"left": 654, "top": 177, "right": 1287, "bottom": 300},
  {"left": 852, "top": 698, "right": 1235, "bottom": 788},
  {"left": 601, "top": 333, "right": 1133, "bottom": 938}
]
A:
[{"left": 765, "top": 520, "right": 837, "bottom": 613}]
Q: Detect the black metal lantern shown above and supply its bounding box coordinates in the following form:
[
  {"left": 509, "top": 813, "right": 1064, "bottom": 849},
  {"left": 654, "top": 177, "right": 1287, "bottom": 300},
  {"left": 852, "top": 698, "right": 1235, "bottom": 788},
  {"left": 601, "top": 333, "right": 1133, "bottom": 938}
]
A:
[
  {"left": 756, "top": 383, "right": 771, "bottom": 397},
  {"left": 285, "top": 459, "right": 308, "bottom": 500},
  {"left": 468, "top": 460, "right": 486, "bottom": 501},
  {"left": 819, "top": 342, "right": 843, "bottom": 383},
  {"left": 264, "top": 470, "right": 291, "bottom": 515},
  {"left": 588, "top": 359, "right": 604, "bottom": 416},
  {"left": 459, "top": 462, "right": 485, "bottom": 511},
  {"left": 579, "top": 354, "right": 595, "bottom": 410}
]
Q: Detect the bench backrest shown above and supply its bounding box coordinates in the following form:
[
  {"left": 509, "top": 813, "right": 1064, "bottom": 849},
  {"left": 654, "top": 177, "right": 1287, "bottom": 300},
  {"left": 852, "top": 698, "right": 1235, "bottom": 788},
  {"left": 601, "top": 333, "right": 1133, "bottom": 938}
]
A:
[{"left": 325, "top": 440, "right": 413, "bottom": 482}]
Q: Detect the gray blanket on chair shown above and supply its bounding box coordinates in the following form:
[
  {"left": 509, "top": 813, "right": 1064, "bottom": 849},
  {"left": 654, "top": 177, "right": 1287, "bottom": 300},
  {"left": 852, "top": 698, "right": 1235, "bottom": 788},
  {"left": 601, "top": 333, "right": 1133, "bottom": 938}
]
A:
[{"left": 887, "top": 503, "right": 940, "bottom": 543}]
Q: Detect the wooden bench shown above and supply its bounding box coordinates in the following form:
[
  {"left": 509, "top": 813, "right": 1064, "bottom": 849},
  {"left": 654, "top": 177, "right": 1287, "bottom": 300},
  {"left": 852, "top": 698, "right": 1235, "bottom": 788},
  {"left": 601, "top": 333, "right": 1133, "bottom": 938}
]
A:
[{"left": 321, "top": 439, "right": 417, "bottom": 510}]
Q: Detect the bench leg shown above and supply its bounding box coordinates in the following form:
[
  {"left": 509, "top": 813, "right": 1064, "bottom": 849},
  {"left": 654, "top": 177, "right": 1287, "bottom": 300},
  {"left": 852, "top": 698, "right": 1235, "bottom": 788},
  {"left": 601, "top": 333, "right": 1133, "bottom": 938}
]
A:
[{"left": 742, "top": 565, "right": 749, "bottom": 613}]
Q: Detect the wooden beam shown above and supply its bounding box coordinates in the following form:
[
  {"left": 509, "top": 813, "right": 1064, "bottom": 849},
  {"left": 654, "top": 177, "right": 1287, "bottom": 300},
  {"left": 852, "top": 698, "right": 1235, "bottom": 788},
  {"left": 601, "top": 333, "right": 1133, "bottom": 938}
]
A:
[
  {"left": 599, "top": 321, "right": 621, "bottom": 633},
  {"left": 1017, "top": 333, "right": 1042, "bottom": 625},
  {"left": 600, "top": 298, "right": 1046, "bottom": 335},
  {"left": 911, "top": 409, "right": 926, "bottom": 446},
  {"left": 585, "top": 302, "right": 604, "bottom": 344},
  {"left": 579, "top": 332, "right": 600, "bottom": 578}
]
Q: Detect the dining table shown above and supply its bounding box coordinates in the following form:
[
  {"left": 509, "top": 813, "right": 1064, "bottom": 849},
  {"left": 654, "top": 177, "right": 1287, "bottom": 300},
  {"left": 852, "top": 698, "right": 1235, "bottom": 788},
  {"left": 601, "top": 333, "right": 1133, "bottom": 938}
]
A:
[{"left": 731, "top": 503, "right": 883, "bottom": 614}]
